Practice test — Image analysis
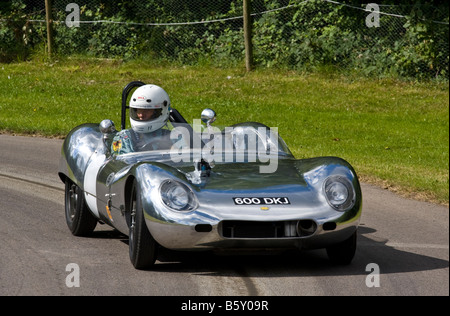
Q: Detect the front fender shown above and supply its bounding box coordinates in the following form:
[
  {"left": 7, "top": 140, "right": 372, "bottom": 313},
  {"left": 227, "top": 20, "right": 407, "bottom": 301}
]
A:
[
  {"left": 133, "top": 163, "right": 190, "bottom": 223},
  {"left": 295, "top": 156, "right": 362, "bottom": 226},
  {"left": 58, "top": 124, "right": 105, "bottom": 189}
]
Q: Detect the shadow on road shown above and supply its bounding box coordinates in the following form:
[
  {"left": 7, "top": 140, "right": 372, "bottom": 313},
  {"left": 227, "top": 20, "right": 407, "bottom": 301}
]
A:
[{"left": 89, "top": 226, "right": 448, "bottom": 277}]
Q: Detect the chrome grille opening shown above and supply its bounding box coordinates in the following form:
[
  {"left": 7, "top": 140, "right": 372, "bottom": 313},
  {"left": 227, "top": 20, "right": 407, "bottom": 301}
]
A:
[{"left": 221, "top": 220, "right": 316, "bottom": 239}]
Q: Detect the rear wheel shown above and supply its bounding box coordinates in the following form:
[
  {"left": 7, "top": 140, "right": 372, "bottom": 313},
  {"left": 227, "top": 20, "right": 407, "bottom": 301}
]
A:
[
  {"left": 326, "top": 231, "right": 357, "bottom": 265},
  {"left": 65, "top": 179, "right": 97, "bottom": 236},
  {"left": 128, "top": 180, "right": 158, "bottom": 270}
]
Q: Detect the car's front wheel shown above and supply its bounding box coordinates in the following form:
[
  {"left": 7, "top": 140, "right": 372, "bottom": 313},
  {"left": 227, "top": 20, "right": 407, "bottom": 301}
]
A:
[
  {"left": 65, "top": 179, "right": 97, "bottom": 236},
  {"left": 128, "top": 180, "right": 158, "bottom": 270},
  {"left": 326, "top": 231, "right": 357, "bottom": 265}
]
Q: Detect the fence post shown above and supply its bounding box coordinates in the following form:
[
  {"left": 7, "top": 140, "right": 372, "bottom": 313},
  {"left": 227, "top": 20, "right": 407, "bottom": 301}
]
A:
[
  {"left": 45, "top": 0, "right": 54, "bottom": 57},
  {"left": 243, "top": 0, "right": 254, "bottom": 71}
]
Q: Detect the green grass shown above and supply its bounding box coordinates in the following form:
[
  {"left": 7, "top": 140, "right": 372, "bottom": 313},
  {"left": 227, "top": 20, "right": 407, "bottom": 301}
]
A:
[{"left": 0, "top": 58, "right": 448, "bottom": 205}]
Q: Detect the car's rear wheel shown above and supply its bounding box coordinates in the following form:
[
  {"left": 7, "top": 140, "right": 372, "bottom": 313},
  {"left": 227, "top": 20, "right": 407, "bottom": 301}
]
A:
[
  {"left": 129, "top": 180, "right": 158, "bottom": 270},
  {"left": 326, "top": 231, "right": 357, "bottom": 265},
  {"left": 65, "top": 179, "right": 97, "bottom": 236}
]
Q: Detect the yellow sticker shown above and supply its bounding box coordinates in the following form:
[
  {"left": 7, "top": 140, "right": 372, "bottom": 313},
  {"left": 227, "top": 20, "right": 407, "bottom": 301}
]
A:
[{"left": 112, "top": 140, "right": 122, "bottom": 152}]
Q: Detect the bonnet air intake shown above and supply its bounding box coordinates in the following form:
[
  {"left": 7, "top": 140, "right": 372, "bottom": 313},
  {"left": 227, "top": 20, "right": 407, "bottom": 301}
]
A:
[{"left": 221, "top": 220, "right": 317, "bottom": 239}]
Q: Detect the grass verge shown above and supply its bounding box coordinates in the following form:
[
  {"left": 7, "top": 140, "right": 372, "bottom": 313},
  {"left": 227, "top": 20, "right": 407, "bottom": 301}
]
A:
[{"left": 0, "top": 58, "right": 448, "bottom": 205}]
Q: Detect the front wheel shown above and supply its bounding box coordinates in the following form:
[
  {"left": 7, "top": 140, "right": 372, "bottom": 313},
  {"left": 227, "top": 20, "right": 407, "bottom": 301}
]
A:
[
  {"left": 326, "top": 231, "right": 357, "bottom": 265},
  {"left": 128, "top": 180, "right": 158, "bottom": 270},
  {"left": 65, "top": 179, "right": 97, "bottom": 236}
]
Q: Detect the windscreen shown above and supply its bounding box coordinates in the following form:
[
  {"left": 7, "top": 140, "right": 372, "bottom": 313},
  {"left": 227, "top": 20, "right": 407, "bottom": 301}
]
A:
[{"left": 117, "top": 121, "right": 293, "bottom": 164}]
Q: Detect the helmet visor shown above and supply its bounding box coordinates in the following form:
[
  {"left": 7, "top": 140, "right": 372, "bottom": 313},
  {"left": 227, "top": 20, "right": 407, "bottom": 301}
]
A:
[{"left": 130, "top": 108, "right": 163, "bottom": 122}]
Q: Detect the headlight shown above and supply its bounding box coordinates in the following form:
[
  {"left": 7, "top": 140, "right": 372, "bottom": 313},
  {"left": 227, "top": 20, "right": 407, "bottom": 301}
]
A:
[
  {"left": 324, "top": 175, "right": 355, "bottom": 211},
  {"left": 160, "top": 180, "right": 197, "bottom": 211}
]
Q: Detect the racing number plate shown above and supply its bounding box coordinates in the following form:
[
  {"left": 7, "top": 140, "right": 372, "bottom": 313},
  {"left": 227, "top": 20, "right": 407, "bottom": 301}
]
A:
[{"left": 233, "top": 197, "right": 291, "bottom": 205}]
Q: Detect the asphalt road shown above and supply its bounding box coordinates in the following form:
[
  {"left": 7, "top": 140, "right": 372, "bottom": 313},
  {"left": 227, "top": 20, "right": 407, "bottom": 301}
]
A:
[{"left": 0, "top": 134, "right": 448, "bottom": 296}]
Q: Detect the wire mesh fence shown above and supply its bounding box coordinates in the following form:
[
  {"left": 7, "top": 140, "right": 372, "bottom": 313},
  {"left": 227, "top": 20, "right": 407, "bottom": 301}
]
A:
[{"left": 1, "top": 0, "right": 449, "bottom": 80}]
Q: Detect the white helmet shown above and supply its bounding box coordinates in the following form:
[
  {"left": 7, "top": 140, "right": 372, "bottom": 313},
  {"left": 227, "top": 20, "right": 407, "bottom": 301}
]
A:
[{"left": 129, "top": 84, "right": 171, "bottom": 133}]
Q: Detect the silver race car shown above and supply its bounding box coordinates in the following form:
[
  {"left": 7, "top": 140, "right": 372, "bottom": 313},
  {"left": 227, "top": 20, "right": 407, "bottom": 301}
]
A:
[{"left": 58, "top": 82, "right": 362, "bottom": 269}]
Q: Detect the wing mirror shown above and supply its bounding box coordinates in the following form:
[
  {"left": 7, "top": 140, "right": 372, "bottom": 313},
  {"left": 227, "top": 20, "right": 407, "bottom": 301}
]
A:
[
  {"left": 201, "top": 108, "right": 216, "bottom": 127},
  {"left": 100, "top": 119, "right": 117, "bottom": 135},
  {"left": 100, "top": 120, "right": 117, "bottom": 155}
]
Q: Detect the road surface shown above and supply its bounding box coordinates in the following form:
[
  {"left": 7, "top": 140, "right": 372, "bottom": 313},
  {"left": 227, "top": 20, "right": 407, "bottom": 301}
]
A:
[{"left": 0, "top": 134, "right": 448, "bottom": 296}]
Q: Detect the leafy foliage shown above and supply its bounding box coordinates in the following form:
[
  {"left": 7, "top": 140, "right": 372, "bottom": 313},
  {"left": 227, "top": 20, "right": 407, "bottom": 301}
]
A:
[{"left": 0, "top": 0, "right": 45, "bottom": 62}]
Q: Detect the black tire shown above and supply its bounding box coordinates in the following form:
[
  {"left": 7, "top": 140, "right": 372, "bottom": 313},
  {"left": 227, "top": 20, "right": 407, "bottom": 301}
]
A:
[
  {"left": 129, "top": 180, "right": 158, "bottom": 270},
  {"left": 65, "top": 179, "right": 97, "bottom": 236},
  {"left": 326, "top": 231, "right": 357, "bottom": 265}
]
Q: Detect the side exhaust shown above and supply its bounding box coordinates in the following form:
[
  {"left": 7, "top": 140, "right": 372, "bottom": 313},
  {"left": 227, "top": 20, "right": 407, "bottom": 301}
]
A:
[{"left": 297, "top": 220, "right": 317, "bottom": 237}]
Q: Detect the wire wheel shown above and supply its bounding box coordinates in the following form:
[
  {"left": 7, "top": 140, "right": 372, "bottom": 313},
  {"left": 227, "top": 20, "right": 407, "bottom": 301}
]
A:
[{"left": 64, "top": 179, "right": 97, "bottom": 236}]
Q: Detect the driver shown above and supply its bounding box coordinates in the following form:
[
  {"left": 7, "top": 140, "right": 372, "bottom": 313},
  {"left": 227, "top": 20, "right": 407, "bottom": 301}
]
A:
[{"left": 112, "top": 84, "right": 171, "bottom": 155}]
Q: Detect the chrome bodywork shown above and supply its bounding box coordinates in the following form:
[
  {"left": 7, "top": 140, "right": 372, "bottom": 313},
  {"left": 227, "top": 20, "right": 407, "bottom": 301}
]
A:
[{"left": 59, "top": 122, "right": 362, "bottom": 252}]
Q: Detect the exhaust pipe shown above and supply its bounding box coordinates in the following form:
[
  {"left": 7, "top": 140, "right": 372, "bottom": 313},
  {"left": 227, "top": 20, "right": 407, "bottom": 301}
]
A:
[{"left": 297, "top": 220, "right": 317, "bottom": 237}]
